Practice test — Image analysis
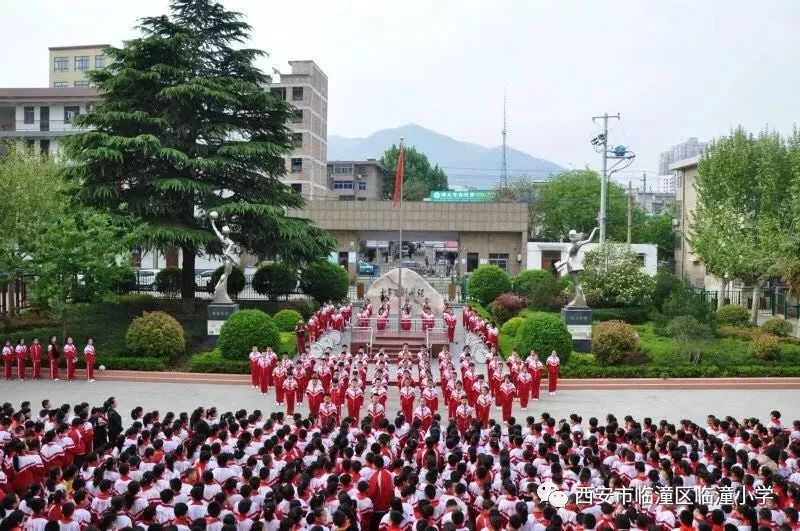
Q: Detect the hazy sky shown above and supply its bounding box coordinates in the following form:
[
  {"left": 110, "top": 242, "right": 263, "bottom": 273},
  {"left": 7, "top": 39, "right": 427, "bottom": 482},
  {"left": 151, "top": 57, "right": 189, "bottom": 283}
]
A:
[{"left": 3, "top": 0, "right": 799, "bottom": 184}]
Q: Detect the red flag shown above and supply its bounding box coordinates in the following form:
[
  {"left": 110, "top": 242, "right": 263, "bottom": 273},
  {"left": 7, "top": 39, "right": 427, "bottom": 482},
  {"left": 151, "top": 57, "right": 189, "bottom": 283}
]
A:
[{"left": 392, "top": 145, "right": 405, "bottom": 207}]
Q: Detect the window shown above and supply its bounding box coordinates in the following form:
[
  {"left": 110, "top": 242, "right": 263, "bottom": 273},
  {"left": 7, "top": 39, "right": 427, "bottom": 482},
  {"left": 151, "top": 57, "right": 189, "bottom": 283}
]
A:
[
  {"left": 290, "top": 183, "right": 303, "bottom": 194},
  {"left": 488, "top": 253, "right": 510, "bottom": 271},
  {"left": 358, "top": 181, "right": 367, "bottom": 191},
  {"left": 333, "top": 163, "right": 353, "bottom": 175},
  {"left": 40, "top": 140, "right": 50, "bottom": 155},
  {"left": 74, "top": 81, "right": 89, "bottom": 88},
  {"left": 292, "top": 133, "right": 303, "bottom": 148},
  {"left": 74, "top": 55, "right": 90, "bottom": 71},
  {"left": 53, "top": 57, "right": 68, "bottom": 72},
  {"left": 64, "top": 106, "right": 80, "bottom": 124},
  {"left": 270, "top": 87, "right": 286, "bottom": 100},
  {"left": 95, "top": 55, "right": 105, "bottom": 68},
  {"left": 467, "top": 253, "right": 479, "bottom": 273},
  {"left": 291, "top": 109, "right": 303, "bottom": 124},
  {"left": 53, "top": 82, "right": 68, "bottom": 88},
  {"left": 636, "top": 253, "right": 646, "bottom": 267},
  {"left": 338, "top": 195, "right": 355, "bottom": 201},
  {"left": 292, "top": 87, "right": 304, "bottom": 101},
  {"left": 357, "top": 197, "right": 367, "bottom": 201},
  {"left": 333, "top": 180, "right": 354, "bottom": 190},
  {"left": 23, "top": 107, "right": 34, "bottom": 124},
  {"left": 290, "top": 158, "right": 303, "bottom": 173}
]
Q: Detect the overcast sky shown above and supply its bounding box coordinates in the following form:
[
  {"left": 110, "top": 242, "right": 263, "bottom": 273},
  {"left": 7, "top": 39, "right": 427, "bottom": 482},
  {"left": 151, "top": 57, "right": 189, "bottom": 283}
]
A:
[{"left": 3, "top": 0, "right": 799, "bottom": 182}]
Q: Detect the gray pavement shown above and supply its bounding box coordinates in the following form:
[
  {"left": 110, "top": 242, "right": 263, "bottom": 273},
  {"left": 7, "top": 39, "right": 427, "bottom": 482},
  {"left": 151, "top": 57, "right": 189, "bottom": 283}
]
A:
[{"left": 4, "top": 379, "right": 799, "bottom": 428}]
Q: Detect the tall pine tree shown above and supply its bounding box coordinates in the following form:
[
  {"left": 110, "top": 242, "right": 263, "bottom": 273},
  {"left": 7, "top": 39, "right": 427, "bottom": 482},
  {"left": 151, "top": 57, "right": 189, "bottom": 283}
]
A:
[{"left": 63, "top": 0, "right": 334, "bottom": 312}]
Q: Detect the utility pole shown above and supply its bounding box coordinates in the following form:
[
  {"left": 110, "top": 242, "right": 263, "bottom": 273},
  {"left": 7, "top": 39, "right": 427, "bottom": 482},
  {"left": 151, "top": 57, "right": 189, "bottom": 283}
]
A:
[
  {"left": 591, "top": 113, "right": 620, "bottom": 244},
  {"left": 501, "top": 90, "right": 508, "bottom": 187},
  {"left": 641, "top": 172, "right": 648, "bottom": 214},
  {"left": 627, "top": 181, "right": 633, "bottom": 247}
]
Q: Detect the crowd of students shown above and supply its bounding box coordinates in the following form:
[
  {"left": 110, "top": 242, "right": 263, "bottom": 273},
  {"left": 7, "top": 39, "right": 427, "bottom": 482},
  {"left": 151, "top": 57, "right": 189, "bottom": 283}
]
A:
[{"left": 2, "top": 337, "right": 98, "bottom": 383}]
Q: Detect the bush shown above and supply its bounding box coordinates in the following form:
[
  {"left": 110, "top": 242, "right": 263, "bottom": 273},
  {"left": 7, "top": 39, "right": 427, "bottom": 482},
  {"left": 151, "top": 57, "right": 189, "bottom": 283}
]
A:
[
  {"left": 114, "top": 267, "right": 137, "bottom": 295},
  {"left": 651, "top": 270, "right": 684, "bottom": 313},
  {"left": 209, "top": 265, "right": 246, "bottom": 298},
  {"left": 749, "top": 333, "right": 780, "bottom": 360},
  {"left": 716, "top": 325, "right": 758, "bottom": 341},
  {"left": 490, "top": 293, "right": 526, "bottom": 324},
  {"left": 761, "top": 317, "right": 793, "bottom": 337},
  {"left": 592, "top": 307, "right": 650, "bottom": 324},
  {"left": 217, "top": 309, "right": 280, "bottom": 360},
  {"left": 155, "top": 267, "right": 182, "bottom": 299},
  {"left": 273, "top": 309, "right": 303, "bottom": 332},
  {"left": 592, "top": 320, "right": 641, "bottom": 365},
  {"left": 514, "top": 312, "right": 573, "bottom": 363},
  {"left": 716, "top": 305, "right": 751, "bottom": 326},
  {"left": 653, "top": 281, "right": 716, "bottom": 335},
  {"left": 300, "top": 261, "right": 348, "bottom": 303},
  {"left": 186, "top": 350, "right": 249, "bottom": 373},
  {"left": 500, "top": 316, "right": 525, "bottom": 338},
  {"left": 581, "top": 243, "right": 656, "bottom": 306},
  {"left": 125, "top": 311, "right": 186, "bottom": 358},
  {"left": 665, "top": 315, "right": 712, "bottom": 364},
  {"left": 252, "top": 263, "right": 298, "bottom": 301},
  {"left": 513, "top": 270, "right": 559, "bottom": 309},
  {"left": 468, "top": 265, "right": 512, "bottom": 307},
  {"left": 278, "top": 331, "right": 296, "bottom": 355}
]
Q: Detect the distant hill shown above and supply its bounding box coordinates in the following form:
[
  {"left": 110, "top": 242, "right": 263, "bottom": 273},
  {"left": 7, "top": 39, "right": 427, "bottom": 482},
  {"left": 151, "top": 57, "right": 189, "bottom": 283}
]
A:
[{"left": 328, "top": 123, "right": 563, "bottom": 189}]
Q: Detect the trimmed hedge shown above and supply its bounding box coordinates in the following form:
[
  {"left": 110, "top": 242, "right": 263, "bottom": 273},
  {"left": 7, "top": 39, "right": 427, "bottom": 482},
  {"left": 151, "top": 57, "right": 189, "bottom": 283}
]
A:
[
  {"left": 592, "top": 320, "right": 641, "bottom": 365},
  {"left": 209, "top": 265, "right": 246, "bottom": 298},
  {"left": 762, "top": 317, "right": 793, "bottom": 338},
  {"left": 125, "top": 311, "right": 186, "bottom": 358},
  {"left": 155, "top": 268, "right": 182, "bottom": 299},
  {"left": 300, "top": 261, "right": 348, "bottom": 303},
  {"left": 500, "top": 316, "right": 525, "bottom": 338},
  {"left": 252, "top": 263, "right": 298, "bottom": 301},
  {"left": 514, "top": 312, "right": 572, "bottom": 363},
  {"left": 513, "top": 269, "right": 559, "bottom": 309},
  {"left": 217, "top": 309, "right": 280, "bottom": 360},
  {"left": 186, "top": 350, "right": 249, "bottom": 374},
  {"left": 592, "top": 307, "right": 650, "bottom": 325},
  {"left": 273, "top": 309, "right": 303, "bottom": 332},
  {"left": 716, "top": 305, "right": 751, "bottom": 326},
  {"left": 490, "top": 293, "right": 526, "bottom": 324},
  {"left": 560, "top": 364, "right": 800, "bottom": 378},
  {"left": 467, "top": 265, "right": 512, "bottom": 307}
]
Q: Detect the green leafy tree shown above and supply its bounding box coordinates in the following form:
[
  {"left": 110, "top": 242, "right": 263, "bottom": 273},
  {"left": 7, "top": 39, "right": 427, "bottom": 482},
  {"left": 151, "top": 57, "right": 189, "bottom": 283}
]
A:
[
  {"left": 580, "top": 243, "right": 655, "bottom": 306},
  {"left": 493, "top": 178, "right": 541, "bottom": 239},
  {"left": 636, "top": 207, "right": 676, "bottom": 263},
  {"left": 61, "top": 0, "right": 334, "bottom": 313},
  {"left": 690, "top": 128, "right": 791, "bottom": 323},
  {"left": 300, "top": 261, "right": 348, "bottom": 303},
  {"left": 380, "top": 145, "right": 448, "bottom": 200}
]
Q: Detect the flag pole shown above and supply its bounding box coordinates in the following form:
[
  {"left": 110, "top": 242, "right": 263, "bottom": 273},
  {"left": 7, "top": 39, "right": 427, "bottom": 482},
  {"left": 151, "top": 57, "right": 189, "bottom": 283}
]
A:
[{"left": 398, "top": 137, "right": 404, "bottom": 325}]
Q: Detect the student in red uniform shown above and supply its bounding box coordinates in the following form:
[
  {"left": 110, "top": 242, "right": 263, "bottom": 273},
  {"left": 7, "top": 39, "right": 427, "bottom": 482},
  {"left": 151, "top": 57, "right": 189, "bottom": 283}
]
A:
[
  {"left": 48, "top": 336, "right": 60, "bottom": 381},
  {"left": 282, "top": 371, "right": 299, "bottom": 415},
  {"left": 248, "top": 346, "right": 260, "bottom": 388},
  {"left": 547, "top": 350, "right": 560, "bottom": 395},
  {"left": 305, "top": 373, "right": 325, "bottom": 417},
  {"left": 498, "top": 374, "right": 517, "bottom": 422},
  {"left": 413, "top": 398, "right": 433, "bottom": 433},
  {"left": 455, "top": 395, "right": 474, "bottom": 434},
  {"left": 516, "top": 368, "right": 532, "bottom": 410},
  {"left": 2, "top": 339, "right": 13, "bottom": 380},
  {"left": 527, "top": 352, "right": 543, "bottom": 401},
  {"left": 443, "top": 310, "right": 457, "bottom": 342},
  {"left": 329, "top": 377, "right": 344, "bottom": 418},
  {"left": 400, "top": 308, "right": 411, "bottom": 331},
  {"left": 294, "top": 320, "right": 307, "bottom": 354},
  {"left": 15, "top": 338, "right": 28, "bottom": 380},
  {"left": 83, "top": 338, "right": 97, "bottom": 382},
  {"left": 476, "top": 385, "right": 492, "bottom": 427},
  {"left": 367, "top": 394, "right": 385, "bottom": 429},
  {"left": 63, "top": 337, "right": 78, "bottom": 382},
  {"left": 422, "top": 383, "right": 439, "bottom": 414},
  {"left": 345, "top": 378, "right": 364, "bottom": 420},
  {"left": 448, "top": 381, "right": 464, "bottom": 419},
  {"left": 29, "top": 337, "right": 42, "bottom": 380},
  {"left": 399, "top": 378, "right": 416, "bottom": 421},
  {"left": 256, "top": 352, "right": 270, "bottom": 395},
  {"left": 318, "top": 394, "right": 339, "bottom": 427},
  {"left": 273, "top": 363, "right": 287, "bottom": 406},
  {"left": 376, "top": 306, "right": 388, "bottom": 331}
]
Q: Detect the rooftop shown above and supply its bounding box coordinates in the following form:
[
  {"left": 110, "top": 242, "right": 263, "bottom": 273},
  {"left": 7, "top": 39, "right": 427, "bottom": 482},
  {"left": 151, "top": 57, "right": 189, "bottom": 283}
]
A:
[
  {"left": 0, "top": 87, "right": 101, "bottom": 101},
  {"left": 669, "top": 155, "right": 700, "bottom": 171},
  {"left": 49, "top": 44, "right": 110, "bottom": 51}
]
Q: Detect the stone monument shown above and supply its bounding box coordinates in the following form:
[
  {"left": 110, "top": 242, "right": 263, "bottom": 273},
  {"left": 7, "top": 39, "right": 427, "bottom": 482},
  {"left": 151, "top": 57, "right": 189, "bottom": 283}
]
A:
[
  {"left": 365, "top": 268, "right": 445, "bottom": 316},
  {"left": 207, "top": 211, "right": 239, "bottom": 341},
  {"left": 555, "top": 227, "right": 598, "bottom": 352}
]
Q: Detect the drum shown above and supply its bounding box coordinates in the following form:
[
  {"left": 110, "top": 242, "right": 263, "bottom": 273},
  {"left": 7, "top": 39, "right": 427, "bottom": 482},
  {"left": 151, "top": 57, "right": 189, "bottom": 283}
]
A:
[
  {"left": 328, "top": 330, "right": 342, "bottom": 346},
  {"left": 320, "top": 336, "right": 334, "bottom": 349},
  {"left": 310, "top": 343, "right": 324, "bottom": 359},
  {"left": 474, "top": 344, "right": 488, "bottom": 363}
]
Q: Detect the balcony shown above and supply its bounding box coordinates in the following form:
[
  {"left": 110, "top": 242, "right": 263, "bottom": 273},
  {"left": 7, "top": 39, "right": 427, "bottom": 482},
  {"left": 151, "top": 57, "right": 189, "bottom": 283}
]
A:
[{"left": 0, "top": 120, "right": 90, "bottom": 137}]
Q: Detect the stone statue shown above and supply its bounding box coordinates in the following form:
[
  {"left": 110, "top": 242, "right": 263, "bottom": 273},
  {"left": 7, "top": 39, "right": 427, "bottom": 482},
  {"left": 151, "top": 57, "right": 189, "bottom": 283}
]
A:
[
  {"left": 209, "top": 211, "right": 238, "bottom": 305},
  {"left": 556, "top": 227, "right": 598, "bottom": 308}
]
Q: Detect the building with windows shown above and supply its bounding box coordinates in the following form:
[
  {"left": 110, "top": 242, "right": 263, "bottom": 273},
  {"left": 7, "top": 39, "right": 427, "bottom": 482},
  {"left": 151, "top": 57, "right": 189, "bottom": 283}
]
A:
[
  {"left": 671, "top": 155, "right": 708, "bottom": 286},
  {"left": 49, "top": 44, "right": 109, "bottom": 88},
  {"left": 265, "top": 61, "right": 328, "bottom": 199},
  {"left": 327, "top": 160, "right": 388, "bottom": 201},
  {"left": 526, "top": 242, "right": 657, "bottom": 276}
]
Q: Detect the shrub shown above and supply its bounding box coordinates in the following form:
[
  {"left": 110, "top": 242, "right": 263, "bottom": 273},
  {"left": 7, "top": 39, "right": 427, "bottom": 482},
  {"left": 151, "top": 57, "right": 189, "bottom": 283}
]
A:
[
  {"left": 209, "top": 265, "right": 246, "bottom": 298},
  {"left": 716, "top": 325, "right": 757, "bottom": 341},
  {"left": 125, "top": 311, "right": 186, "bottom": 358},
  {"left": 761, "top": 317, "right": 793, "bottom": 337},
  {"left": 468, "top": 265, "right": 512, "bottom": 307},
  {"left": 490, "top": 293, "right": 526, "bottom": 324},
  {"left": 114, "top": 267, "right": 137, "bottom": 295},
  {"left": 513, "top": 270, "right": 559, "bottom": 309},
  {"left": 155, "top": 267, "right": 182, "bottom": 299},
  {"left": 716, "top": 305, "right": 751, "bottom": 326},
  {"left": 581, "top": 243, "right": 656, "bottom": 306},
  {"left": 591, "top": 320, "right": 641, "bottom": 365},
  {"left": 651, "top": 270, "right": 684, "bottom": 313},
  {"left": 514, "top": 312, "right": 573, "bottom": 363},
  {"left": 665, "top": 315, "right": 711, "bottom": 364},
  {"left": 300, "top": 261, "right": 348, "bottom": 303},
  {"left": 278, "top": 331, "right": 296, "bottom": 355},
  {"left": 592, "top": 307, "right": 650, "bottom": 324},
  {"left": 252, "top": 263, "right": 298, "bottom": 300},
  {"left": 653, "top": 281, "right": 716, "bottom": 335},
  {"left": 749, "top": 333, "right": 780, "bottom": 360},
  {"left": 500, "top": 316, "right": 525, "bottom": 338},
  {"left": 273, "top": 309, "right": 303, "bottom": 332},
  {"left": 186, "top": 350, "right": 249, "bottom": 373},
  {"left": 217, "top": 309, "right": 280, "bottom": 360}
]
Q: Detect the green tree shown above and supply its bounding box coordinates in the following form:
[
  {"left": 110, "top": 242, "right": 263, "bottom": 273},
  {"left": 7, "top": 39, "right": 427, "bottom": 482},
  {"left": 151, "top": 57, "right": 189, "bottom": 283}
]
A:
[
  {"left": 493, "top": 178, "right": 541, "bottom": 239},
  {"left": 0, "top": 149, "right": 64, "bottom": 314},
  {"left": 636, "top": 207, "right": 676, "bottom": 263},
  {"left": 534, "top": 170, "right": 637, "bottom": 241},
  {"left": 380, "top": 145, "right": 448, "bottom": 200},
  {"left": 690, "top": 128, "right": 791, "bottom": 323},
  {"left": 580, "top": 242, "right": 655, "bottom": 306},
  {"left": 62, "top": 0, "right": 335, "bottom": 313}
]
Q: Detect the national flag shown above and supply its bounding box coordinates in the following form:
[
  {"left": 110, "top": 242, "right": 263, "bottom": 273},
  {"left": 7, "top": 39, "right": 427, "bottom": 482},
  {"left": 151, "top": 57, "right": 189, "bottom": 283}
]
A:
[{"left": 392, "top": 145, "right": 405, "bottom": 208}]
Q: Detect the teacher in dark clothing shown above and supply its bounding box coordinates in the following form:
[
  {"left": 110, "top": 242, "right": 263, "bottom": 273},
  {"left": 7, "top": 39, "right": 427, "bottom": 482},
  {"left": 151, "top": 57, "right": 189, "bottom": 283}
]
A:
[{"left": 104, "top": 396, "right": 123, "bottom": 445}]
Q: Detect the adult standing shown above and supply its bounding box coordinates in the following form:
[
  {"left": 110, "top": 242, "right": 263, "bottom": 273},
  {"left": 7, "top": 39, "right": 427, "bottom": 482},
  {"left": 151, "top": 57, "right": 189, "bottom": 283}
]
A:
[
  {"left": 105, "top": 397, "right": 123, "bottom": 445},
  {"left": 47, "top": 336, "right": 60, "bottom": 381},
  {"left": 546, "top": 350, "right": 561, "bottom": 396},
  {"left": 294, "top": 320, "right": 307, "bottom": 355}
]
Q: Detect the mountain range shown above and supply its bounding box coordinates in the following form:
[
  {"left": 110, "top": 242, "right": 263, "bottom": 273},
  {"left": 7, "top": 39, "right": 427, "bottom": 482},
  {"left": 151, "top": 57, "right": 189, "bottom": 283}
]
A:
[{"left": 327, "top": 123, "right": 563, "bottom": 189}]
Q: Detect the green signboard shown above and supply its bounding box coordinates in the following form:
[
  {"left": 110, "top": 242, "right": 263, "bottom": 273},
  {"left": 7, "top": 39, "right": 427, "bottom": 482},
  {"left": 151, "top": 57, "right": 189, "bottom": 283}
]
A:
[{"left": 429, "top": 190, "right": 492, "bottom": 202}]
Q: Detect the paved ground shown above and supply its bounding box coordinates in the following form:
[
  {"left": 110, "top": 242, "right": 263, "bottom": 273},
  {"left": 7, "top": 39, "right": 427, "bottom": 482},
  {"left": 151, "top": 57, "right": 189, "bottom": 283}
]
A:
[{"left": 4, "top": 378, "right": 799, "bottom": 428}]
